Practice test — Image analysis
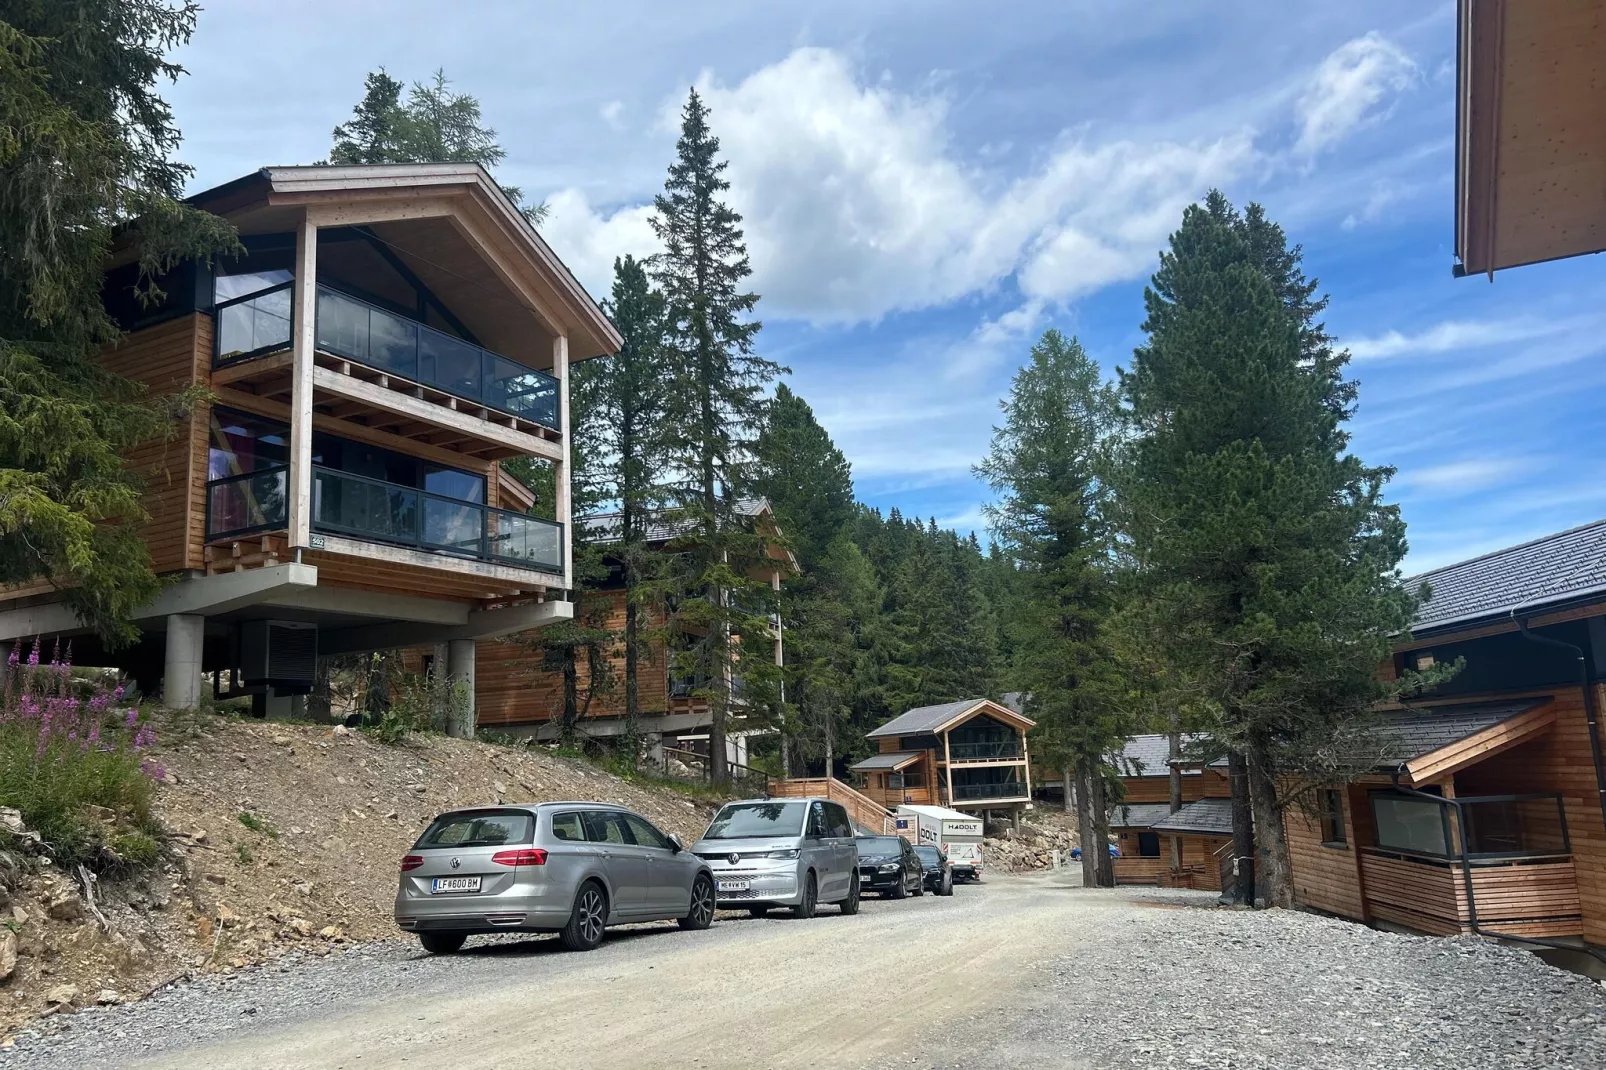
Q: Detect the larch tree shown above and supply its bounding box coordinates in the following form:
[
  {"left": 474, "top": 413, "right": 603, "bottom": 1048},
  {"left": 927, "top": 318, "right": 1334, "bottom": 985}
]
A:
[
  {"left": 329, "top": 68, "right": 547, "bottom": 223},
  {"left": 1117, "top": 191, "right": 1432, "bottom": 907},
  {"left": 0, "top": 0, "right": 237, "bottom": 644},
  {"left": 650, "top": 89, "right": 783, "bottom": 783},
  {"left": 977, "top": 329, "right": 1124, "bottom": 887}
]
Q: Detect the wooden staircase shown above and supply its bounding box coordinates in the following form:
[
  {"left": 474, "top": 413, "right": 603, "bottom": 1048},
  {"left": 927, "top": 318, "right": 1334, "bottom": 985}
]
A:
[{"left": 769, "top": 777, "right": 895, "bottom": 834}]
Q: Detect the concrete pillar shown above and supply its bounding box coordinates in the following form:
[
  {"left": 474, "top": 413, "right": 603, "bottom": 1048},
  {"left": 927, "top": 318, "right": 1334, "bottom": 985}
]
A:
[
  {"left": 163, "top": 614, "right": 204, "bottom": 709},
  {"left": 446, "top": 639, "right": 476, "bottom": 739},
  {"left": 263, "top": 691, "right": 294, "bottom": 720},
  {"left": 645, "top": 733, "right": 666, "bottom": 771}
]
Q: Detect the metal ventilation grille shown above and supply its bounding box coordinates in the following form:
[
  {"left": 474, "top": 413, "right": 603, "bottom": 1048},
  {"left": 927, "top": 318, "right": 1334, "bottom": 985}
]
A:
[{"left": 267, "top": 623, "right": 317, "bottom": 685}]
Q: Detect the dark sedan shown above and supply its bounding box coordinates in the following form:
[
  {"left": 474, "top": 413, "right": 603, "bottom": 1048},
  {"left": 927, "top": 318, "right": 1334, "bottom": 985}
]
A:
[
  {"left": 912, "top": 844, "right": 955, "bottom": 896},
  {"left": 855, "top": 834, "right": 923, "bottom": 898}
]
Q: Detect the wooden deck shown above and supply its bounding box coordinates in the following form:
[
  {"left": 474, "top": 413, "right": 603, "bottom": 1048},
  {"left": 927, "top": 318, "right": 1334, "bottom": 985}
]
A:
[
  {"left": 771, "top": 777, "right": 894, "bottom": 835},
  {"left": 1359, "top": 849, "right": 1584, "bottom": 938}
]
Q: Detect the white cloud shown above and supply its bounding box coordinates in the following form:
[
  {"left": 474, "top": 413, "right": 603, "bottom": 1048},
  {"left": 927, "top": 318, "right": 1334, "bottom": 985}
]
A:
[
  {"left": 541, "top": 47, "right": 1255, "bottom": 325},
  {"left": 538, "top": 188, "right": 659, "bottom": 301},
  {"left": 599, "top": 100, "right": 625, "bottom": 130},
  {"left": 1296, "top": 32, "right": 1418, "bottom": 156},
  {"left": 1345, "top": 316, "right": 1579, "bottom": 360},
  {"left": 1406, "top": 458, "right": 1533, "bottom": 493}
]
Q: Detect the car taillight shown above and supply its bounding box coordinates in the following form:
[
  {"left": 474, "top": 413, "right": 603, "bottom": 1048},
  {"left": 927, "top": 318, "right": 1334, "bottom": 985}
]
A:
[
  {"left": 401, "top": 855, "right": 424, "bottom": 872},
  {"left": 491, "top": 848, "right": 548, "bottom": 867}
]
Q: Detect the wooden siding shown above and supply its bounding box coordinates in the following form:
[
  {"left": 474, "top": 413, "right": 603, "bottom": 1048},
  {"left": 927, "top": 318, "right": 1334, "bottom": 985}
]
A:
[
  {"left": 1158, "top": 834, "right": 1232, "bottom": 891},
  {"left": 770, "top": 777, "right": 893, "bottom": 835},
  {"left": 1284, "top": 785, "right": 1367, "bottom": 922},
  {"left": 1113, "top": 839, "right": 1165, "bottom": 884},
  {"left": 99, "top": 314, "right": 210, "bottom": 575},
  {"left": 474, "top": 589, "right": 669, "bottom": 728},
  {"left": 1359, "top": 851, "right": 1583, "bottom": 938},
  {"left": 1119, "top": 768, "right": 1229, "bottom": 804}
]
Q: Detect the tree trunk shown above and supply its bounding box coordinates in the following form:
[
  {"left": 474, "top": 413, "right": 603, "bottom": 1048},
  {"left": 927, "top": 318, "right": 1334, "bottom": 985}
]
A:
[
  {"left": 624, "top": 596, "right": 640, "bottom": 738},
  {"left": 1167, "top": 716, "right": 1183, "bottom": 872},
  {"left": 1089, "top": 765, "right": 1114, "bottom": 888},
  {"left": 1246, "top": 741, "right": 1295, "bottom": 908},
  {"left": 560, "top": 648, "right": 579, "bottom": 745},
  {"left": 1228, "top": 749, "right": 1255, "bottom": 905},
  {"left": 1075, "top": 759, "right": 1098, "bottom": 886},
  {"left": 1062, "top": 765, "right": 1074, "bottom": 815},
  {"left": 780, "top": 734, "right": 792, "bottom": 778},
  {"left": 824, "top": 708, "right": 835, "bottom": 776}
]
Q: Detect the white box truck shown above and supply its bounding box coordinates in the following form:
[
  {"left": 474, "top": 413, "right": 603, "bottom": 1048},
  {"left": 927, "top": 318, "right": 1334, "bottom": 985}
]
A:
[{"left": 894, "top": 804, "right": 986, "bottom": 882}]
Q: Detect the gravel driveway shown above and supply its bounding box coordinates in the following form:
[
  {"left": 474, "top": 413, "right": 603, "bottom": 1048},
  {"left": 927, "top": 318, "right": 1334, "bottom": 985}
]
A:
[{"left": 4, "top": 873, "right": 1604, "bottom": 1069}]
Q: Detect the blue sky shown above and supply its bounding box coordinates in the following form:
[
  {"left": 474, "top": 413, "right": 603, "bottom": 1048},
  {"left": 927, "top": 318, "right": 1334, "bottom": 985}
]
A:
[{"left": 165, "top": 1, "right": 1606, "bottom": 573}]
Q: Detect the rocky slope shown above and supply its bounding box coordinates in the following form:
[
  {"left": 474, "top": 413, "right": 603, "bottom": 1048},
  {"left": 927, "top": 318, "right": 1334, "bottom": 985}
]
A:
[{"left": 0, "top": 714, "right": 724, "bottom": 1037}]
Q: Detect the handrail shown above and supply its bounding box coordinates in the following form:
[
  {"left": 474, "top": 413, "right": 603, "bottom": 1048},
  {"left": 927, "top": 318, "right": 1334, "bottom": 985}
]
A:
[
  {"left": 212, "top": 281, "right": 561, "bottom": 431},
  {"left": 661, "top": 746, "right": 770, "bottom": 794}
]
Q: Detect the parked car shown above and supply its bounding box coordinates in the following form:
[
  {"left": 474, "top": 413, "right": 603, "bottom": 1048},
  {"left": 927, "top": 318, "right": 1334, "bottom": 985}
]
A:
[
  {"left": 855, "top": 834, "right": 924, "bottom": 898},
  {"left": 395, "top": 803, "right": 716, "bottom": 954},
  {"left": 692, "top": 798, "right": 861, "bottom": 918},
  {"left": 1070, "top": 842, "right": 1121, "bottom": 860},
  {"left": 913, "top": 844, "right": 955, "bottom": 896}
]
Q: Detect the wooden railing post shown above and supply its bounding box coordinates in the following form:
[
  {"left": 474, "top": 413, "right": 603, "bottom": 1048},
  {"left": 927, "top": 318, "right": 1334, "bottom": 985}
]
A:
[{"left": 287, "top": 214, "right": 318, "bottom": 552}]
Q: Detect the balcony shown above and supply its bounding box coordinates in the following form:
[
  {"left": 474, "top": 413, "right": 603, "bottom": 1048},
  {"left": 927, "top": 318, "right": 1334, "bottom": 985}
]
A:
[
  {"left": 205, "top": 464, "right": 563, "bottom": 576},
  {"left": 214, "top": 282, "right": 561, "bottom": 434},
  {"left": 945, "top": 740, "right": 1024, "bottom": 762},
  {"left": 949, "top": 779, "right": 1028, "bottom": 802}
]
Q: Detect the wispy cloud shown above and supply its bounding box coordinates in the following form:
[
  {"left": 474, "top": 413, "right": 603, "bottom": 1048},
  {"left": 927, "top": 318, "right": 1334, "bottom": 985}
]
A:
[
  {"left": 1345, "top": 316, "right": 1583, "bottom": 360},
  {"left": 1404, "top": 457, "right": 1534, "bottom": 494},
  {"left": 1295, "top": 32, "right": 1419, "bottom": 156}
]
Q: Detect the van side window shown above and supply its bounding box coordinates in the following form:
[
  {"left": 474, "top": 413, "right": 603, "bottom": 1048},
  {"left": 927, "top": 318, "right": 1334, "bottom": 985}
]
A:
[
  {"left": 826, "top": 803, "right": 853, "bottom": 838},
  {"left": 807, "top": 802, "right": 828, "bottom": 838}
]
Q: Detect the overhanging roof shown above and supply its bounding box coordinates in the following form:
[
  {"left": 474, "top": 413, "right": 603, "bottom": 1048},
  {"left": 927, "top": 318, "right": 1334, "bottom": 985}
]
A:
[
  {"left": 850, "top": 751, "right": 924, "bottom": 773},
  {"left": 1150, "top": 798, "right": 1234, "bottom": 836},
  {"left": 1381, "top": 698, "right": 1557, "bottom": 784},
  {"left": 867, "top": 698, "right": 1036, "bottom": 739},
  {"left": 1456, "top": 0, "right": 1606, "bottom": 276},
  {"left": 1114, "top": 734, "right": 1217, "bottom": 777},
  {"left": 1108, "top": 803, "right": 1175, "bottom": 830}
]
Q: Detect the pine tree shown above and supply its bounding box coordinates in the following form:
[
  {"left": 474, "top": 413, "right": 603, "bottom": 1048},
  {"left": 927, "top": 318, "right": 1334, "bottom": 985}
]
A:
[
  {"left": 753, "top": 385, "right": 853, "bottom": 571},
  {"left": 330, "top": 68, "right": 546, "bottom": 223},
  {"left": 585, "top": 255, "right": 670, "bottom": 744},
  {"left": 1117, "top": 191, "right": 1430, "bottom": 906},
  {"left": 649, "top": 89, "right": 784, "bottom": 783},
  {"left": 977, "top": 328, "right": 1125, "bottom": 885},
  {"left": 0, "top": 1, "right": 237, "bottom": 643}
]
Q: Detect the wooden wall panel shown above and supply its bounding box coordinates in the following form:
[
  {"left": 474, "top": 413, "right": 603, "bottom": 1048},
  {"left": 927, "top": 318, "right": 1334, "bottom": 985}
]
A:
[
  {"left": 1284, "top": 787, "right": 1366, "bottom": 922},
  {"left": 474, "top": 589, "right": 672, "bottom": 728},
  {"left": 99, "top": 314, "right": 209, "bottom": 575},
  {"left": 1157, "top": 834, "right": 1232, "bottom": 891},
  {"left": 1119, "top": 769, "right": 1229, "bottom": 805}
]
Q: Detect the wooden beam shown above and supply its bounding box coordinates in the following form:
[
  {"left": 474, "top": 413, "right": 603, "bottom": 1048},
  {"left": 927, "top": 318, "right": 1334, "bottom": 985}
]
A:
[
  {"left": 310, "top": 365, "right": 562, "bottom": 463},
  {"left": 1405, "top": 703, "right": 1558, "bottom": 784},
  {"left": 212, "top": 350, "right": 292, "bottom": 387},
  {"left": 302, "top": 196, "right": 459, "bottom": 230},
  {"left": 553, "top": 334, "right": 571, "bottom": 590},
  {"left": 287, "top": 215, "right": 317, "bottom": 550}
]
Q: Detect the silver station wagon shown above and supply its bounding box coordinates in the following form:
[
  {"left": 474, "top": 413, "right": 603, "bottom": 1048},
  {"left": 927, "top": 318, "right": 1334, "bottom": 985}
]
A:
[
  {"left": 395, "top": 803, "right": 716, "bottom": 953},
  {"left": 691, "top": 797, "right": 861, "bottom": 917}
]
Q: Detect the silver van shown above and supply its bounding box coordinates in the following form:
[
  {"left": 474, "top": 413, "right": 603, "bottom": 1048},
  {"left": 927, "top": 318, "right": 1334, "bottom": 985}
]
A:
[
  {"left": 395, "top": 803, "right": 716, "bottom": 953},
  {"left": 690, "top": 797, "right": 860, "bottom": 917}
]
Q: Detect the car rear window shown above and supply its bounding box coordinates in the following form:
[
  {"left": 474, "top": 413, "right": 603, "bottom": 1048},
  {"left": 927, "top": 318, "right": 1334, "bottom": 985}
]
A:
[
  {"left": 857, "top": 836, "right": 902, "bottom": 854},
  {"left": 914, "top": 846, "right": 941, "bottom": 862},
  {"left": 414, "top": 808, "right": 533, "bottom": 849},
  {"left": 703, "top": 801, "right": 806, "bottom": 839}
]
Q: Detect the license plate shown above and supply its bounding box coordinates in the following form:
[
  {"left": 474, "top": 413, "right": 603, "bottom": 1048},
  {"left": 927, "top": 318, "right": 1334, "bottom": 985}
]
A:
[
  {"left": 858, "top": 873, "right": 869, "bottom": 882},
  {"left": 716, "top": 879, "right": 749, "bottom": 893},
  {"left": 430, "top": 876, "right": 482, "bottom": 894}
]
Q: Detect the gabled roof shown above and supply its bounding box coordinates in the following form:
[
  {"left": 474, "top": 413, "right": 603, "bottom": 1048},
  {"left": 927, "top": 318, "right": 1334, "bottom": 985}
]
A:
[
  {"left": 1408, "top": 518, "right": 1606, "bottom": 635},
  {"left": 1150, "top": 798, "right": 1235, "bottom": 836},
  {"left": 1108, "top": 802, "right": 1175, "bottom": 830},
  {"left": 184, "top": 163, "right": 622, "bottom": 360},
  {"left": 579, "top": 499, "right": 798, "bottom": 573},
  {"left": 849, "top": 751, "right": 924, "bottom": 772},
  {"left": 1113, "top": 734, "right": 1218, "bottom": 778},
  {"left": 866, "top": 698, "right": 1036, "bottom": 739}
]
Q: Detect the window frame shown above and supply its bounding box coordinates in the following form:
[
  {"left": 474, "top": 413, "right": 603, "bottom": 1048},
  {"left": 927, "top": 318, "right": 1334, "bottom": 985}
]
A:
[{"left": 1318, "top": 788, "right": 1348, "bottom": 848}]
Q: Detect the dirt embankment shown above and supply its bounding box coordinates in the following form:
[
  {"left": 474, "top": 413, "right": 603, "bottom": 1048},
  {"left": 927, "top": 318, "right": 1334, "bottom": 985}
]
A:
[{"left": 0, "top": 715, "right": 723, "bottom": 1035}]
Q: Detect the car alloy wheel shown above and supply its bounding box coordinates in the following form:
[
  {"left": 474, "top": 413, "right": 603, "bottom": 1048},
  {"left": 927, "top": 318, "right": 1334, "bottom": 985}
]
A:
[
  {"left": 680, "top": 874, "right": 715, "bottom": 930},
  {"left": 561, "top": 882, "right": 608, "bottom": 951}
]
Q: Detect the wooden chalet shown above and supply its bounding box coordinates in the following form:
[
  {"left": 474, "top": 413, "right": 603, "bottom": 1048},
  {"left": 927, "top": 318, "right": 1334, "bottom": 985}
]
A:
[
  {"left": 851, "top": 699, "right": 1036, "bottom": 824},
  {"left": 469, "top": 500, "right": 797, "bottom": 768},
  {"left": 0, "top": 164, "right": 620, "bottom": 724},
  {"left": 1109, "top": 734, "right": 1234, "bottom": 890},
  {"left": 1456, "top": 0, "right": 1606, "bottom": 276},
  {"left": 1280, "top": 520, "right": 1606, "bottom": 945}
]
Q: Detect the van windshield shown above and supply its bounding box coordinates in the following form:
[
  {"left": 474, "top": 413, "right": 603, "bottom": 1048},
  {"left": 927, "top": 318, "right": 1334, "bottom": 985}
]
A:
[{"left": 703, "top": 801, "right": 806, "bottom": 839}]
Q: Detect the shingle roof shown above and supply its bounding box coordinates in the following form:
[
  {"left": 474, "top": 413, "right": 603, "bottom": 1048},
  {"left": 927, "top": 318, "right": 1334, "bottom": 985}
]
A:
[
  {"left": 1150, "top": 798, "right": 1235, "bottom": 835},
  {"left": 849, "top": 751, "right": 924, "bottom": 772},
  {"left": 580, "top": 499, "right": 770, "bottom": 545},
  {"left": 1373, "top": 699, "right": 1549, "bottom": 766},
  {"left": 1113, "top": 734, "right": 1219, "bottom": 777},
  {"left": 867, "top": 699, "right": 987, "bottom": 738},
  {"left": 1409, "top": 518, "right": 1606, "bottom": 634},
  {"left": 1108, "top": 803, "right": 1175, "bottom": 829}
]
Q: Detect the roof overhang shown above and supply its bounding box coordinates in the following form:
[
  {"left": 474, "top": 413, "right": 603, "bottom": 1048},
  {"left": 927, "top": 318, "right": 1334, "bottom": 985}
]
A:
[
  {"left": 849, "top": 752, "right": 924, "bottom": 773},
  {"left": 1455, "top": 0, "right": 1606, "bottom": 277},
  {"left": 1400, "top": 699, "right": 1558, "bottom": 784},
  {"left": 866, "top": 698, "right": 1037, "bottom": 739},
  {"left": 185, "top": 164, "right": 621, "bottom": 360}
]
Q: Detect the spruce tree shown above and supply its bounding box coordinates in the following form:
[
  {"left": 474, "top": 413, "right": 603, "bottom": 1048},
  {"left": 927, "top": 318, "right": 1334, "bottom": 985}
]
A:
[
  {"left": 330, "top": 68, "right": 546, "bottom": 223},
  {"left": 0, "top": 1, "right": 237, "bottom": 643},
  {"left": 1118, "top": 192, "right": 1429, "bottom": 906},
  {"left": 977, "top": 328, "right": 1124, "bottom": 885},
  {"left": 650, "top": 89, "right": 783, "bottom": 782}
]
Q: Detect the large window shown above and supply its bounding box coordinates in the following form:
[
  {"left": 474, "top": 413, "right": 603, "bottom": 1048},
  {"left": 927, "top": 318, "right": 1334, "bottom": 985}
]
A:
[
  {"left": 206, "top": 410, "right": 290, "bottom": 539},
  {"left": 1371, "top": 792, "right": 1451, "bottom": 857}
]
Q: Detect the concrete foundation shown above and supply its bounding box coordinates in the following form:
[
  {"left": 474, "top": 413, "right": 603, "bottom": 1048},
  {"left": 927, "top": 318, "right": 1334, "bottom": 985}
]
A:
[
  {"left": 446, "top": 638, "right": 476, "bottom": 738},
  {"left": 163, "top": 614, "right": 204, "bottom": 709}
]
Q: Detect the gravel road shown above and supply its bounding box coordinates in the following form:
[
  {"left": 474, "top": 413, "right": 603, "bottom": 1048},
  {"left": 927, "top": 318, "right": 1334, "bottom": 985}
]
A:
[{"left": 5, "top": 873, "right": 1605, "bottom": 1069}]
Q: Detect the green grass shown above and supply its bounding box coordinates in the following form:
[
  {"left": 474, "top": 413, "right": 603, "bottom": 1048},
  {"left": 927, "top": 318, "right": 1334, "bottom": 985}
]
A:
[{"left": 237, "top": 811, "right": 278, "bottom": 839}]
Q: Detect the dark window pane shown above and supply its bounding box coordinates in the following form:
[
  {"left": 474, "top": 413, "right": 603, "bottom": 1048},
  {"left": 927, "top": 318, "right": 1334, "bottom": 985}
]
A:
[
  {"left": 313, "top": 470, "right": 417, "bottom": 542},
  {"left": 316, "top": 289, "right": 370, "bottom": 361},
  {"left": 484, "top": 352, "right": 559, "bottom": 427},
  {"left": 1138, "top": 832, "right": 1161, "bottom": 857},
  {"left": 207, "top": 468, "right": 286, "bottom": 537},
  {"left": 414, "top": 809, "right": 532, "bottom": 848},
  {"left": 366, "top": 305, "right": 418, "bottom": 378},
  {"left": 1372, "top": 793, "right": 1450, "bottom": 856},
  {"left": 424, "top": 466, "right": 485, "bottom": 503},
  {"left": 216, "top": 287, "right": 291, "bottom": 362},
  {"left": 208, "top": 408, "right": 289, "bottom": 479}
]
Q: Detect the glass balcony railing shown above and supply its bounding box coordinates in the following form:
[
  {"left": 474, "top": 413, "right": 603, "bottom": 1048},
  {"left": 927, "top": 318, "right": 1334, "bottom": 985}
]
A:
[
  {"left": 213, "top": 282, "right": 561, "bottom": 432},
  {"left": 950, "top": 780, "right": 1027, "bottom": 801},
  {"left": 202, "top": 464, "right": 564, "bottom": 575},
  {"left": 947, "top": 741, "right": 1023, "bottom": 760}
]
